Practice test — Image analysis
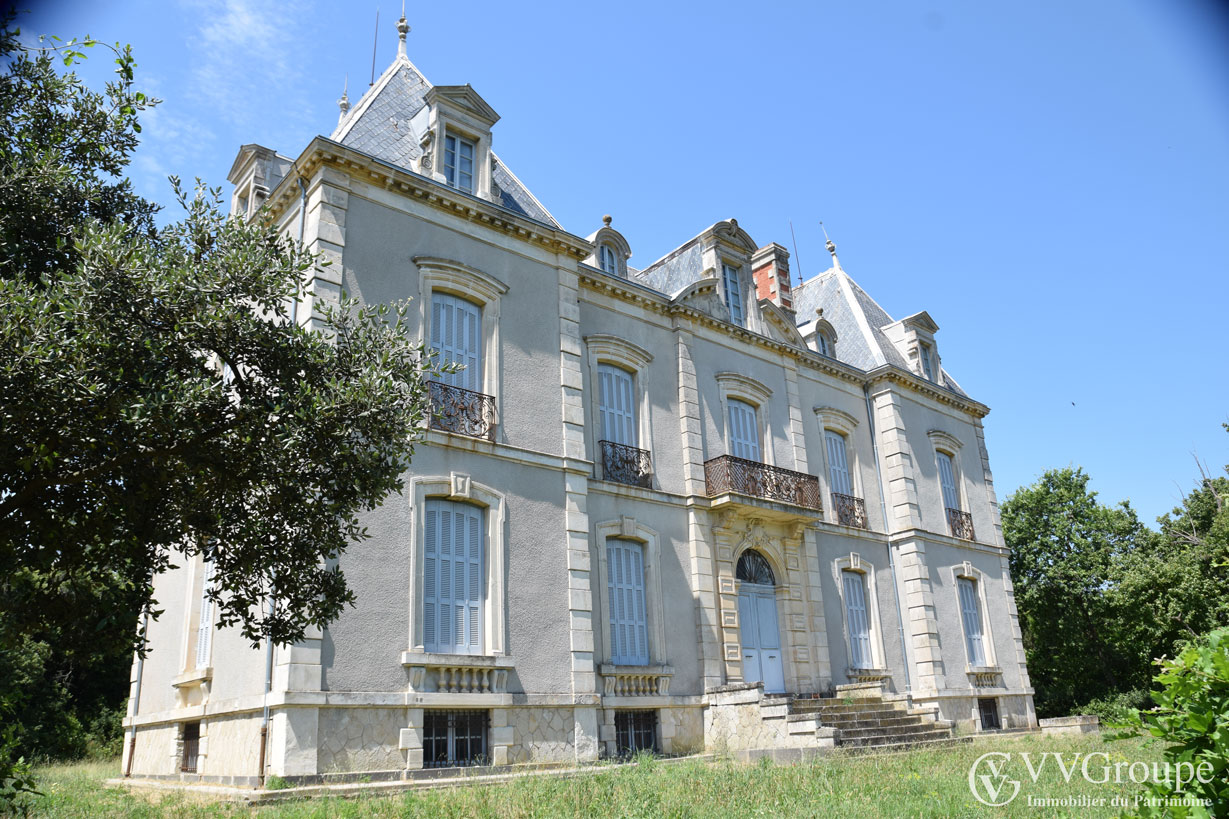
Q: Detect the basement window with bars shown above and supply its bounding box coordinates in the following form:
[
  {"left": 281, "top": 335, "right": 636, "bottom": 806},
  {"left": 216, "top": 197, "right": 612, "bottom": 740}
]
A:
[
  {"left": 614, "top": 710, "right": 658, "bottom": 756},
  {"left": 423, "top": 710, "right": 488, "bottom": 768},
  {"left": 978, "top": 698, "right": 1001, "bottom": 731},
  {"left": 181, "top": 721, "right": 200, "bottom": 773}
]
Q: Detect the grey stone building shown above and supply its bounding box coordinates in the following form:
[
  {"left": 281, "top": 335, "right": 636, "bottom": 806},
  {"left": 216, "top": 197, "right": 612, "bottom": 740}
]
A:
[{"left": 121, "top": 15, "right": 1035, "bottom": 785}]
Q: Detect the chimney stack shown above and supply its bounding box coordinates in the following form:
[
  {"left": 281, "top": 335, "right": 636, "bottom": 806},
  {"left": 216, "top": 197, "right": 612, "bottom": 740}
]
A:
[{"left": 752, "top": 243, "right": 793, "bottom": 312}]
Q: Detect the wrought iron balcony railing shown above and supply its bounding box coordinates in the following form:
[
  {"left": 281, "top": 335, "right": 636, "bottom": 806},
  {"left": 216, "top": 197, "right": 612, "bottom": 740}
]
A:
[
  {"left": 946, "top": 507, "right": 975, "bottom": 541},
  {"left": 704, "top": 455, "right": 822, "bottom": 510},
  {"left": 832, "top": 492, "right": 868, "bottom": 529},
  {"left": 427, "top": 381, "right": 496, "bottom": 441},
  {"left": 599, "top": 440, "right": 653, "bottom": 488}
]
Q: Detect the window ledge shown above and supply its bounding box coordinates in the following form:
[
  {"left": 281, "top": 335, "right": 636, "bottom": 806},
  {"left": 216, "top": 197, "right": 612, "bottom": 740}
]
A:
[
  {"left": 967, "top": 666, "right": 1003, "bottom": 687},
  {"left": 171, "top": 668, "right": 213, "bottom": 689},
  {"left": 401, "top": 652, "right": 514, "bottom": 668},
  {"left": 599, "top": 664, "right": 674, "bottom": 696}
]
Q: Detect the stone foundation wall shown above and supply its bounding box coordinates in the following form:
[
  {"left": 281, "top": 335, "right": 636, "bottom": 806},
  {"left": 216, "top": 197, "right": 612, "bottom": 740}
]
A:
[
  {"left": 318, "top": 707, "right": 408, "bottom": 773},
  {"left": 703, "top": 686, "right": 823, "bottom": 753},
  {"left": 201, "top": 713, "right": 262, "bottom": 777},
  {"left": 506, "top": 707, "right": 574, "bottom": 764},
  {"left": 129, "top": 723, "right": 179, "bottom": 776},
  {"left": 660, "top": 707, "right": 704, "bottom": 755},
  {"left": 932, "top": 693, "right": 1036, "bottom": 732}
]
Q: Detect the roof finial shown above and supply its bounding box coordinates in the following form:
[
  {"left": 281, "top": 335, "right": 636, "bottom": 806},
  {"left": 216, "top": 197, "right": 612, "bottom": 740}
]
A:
[
  {"left": 337, "top": 75, "right": 350, "bottom": 123},
  {"left": 602, "top": 214, "right": 612, "bottom": 227},
  {"left": 397, "top": 1, "right": 410, "bottom": 58},
  {"left": 820, "top": 221, "right": 842, "bottom": 271}
]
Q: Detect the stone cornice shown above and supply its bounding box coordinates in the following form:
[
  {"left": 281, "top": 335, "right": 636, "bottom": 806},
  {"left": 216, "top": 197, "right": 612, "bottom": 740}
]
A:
[
  {"left": 866, "top": 366, "right": 991, "bottom": 418},
  {"left": 266, "top": 136, "right": 592, "bottom": 261}
]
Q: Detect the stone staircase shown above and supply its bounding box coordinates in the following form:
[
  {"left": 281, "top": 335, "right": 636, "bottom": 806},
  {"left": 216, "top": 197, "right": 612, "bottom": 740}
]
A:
[{"left": 789, "top": 682, "right": 963, "bottom": 752}]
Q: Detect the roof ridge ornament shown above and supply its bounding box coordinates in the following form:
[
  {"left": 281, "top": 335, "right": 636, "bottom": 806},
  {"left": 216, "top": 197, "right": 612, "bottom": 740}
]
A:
[
  {"left": 337, "top": 75, "right": 350, "bottom": 124},
  {"left": 397, "top": 1, "right": 410, "bottom": 59},
  {"left": 821, "top": 221, "right": 843, "bottom": 272}
]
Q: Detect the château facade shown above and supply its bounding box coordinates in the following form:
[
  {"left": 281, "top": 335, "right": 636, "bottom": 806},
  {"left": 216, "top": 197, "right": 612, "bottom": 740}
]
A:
[{"left": 121, "top": 17, "right": 1035, "bottom": 785}]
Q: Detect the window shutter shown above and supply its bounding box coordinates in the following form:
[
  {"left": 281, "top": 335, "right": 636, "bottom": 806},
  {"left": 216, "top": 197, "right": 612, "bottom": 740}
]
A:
[
  {"left": 431, "top": 293, "right": 482, "bottom": 392},
  {"left": 958, "top": 578, "right": 986, "bottom": 665},
  {"left": 607, "top": 540, "right": 649, "bottom": 665},
  {"left": 842, "top": 571, "right": 871, "bottom": 668},
  {"left": 598, "top": 365, "right": 636, "bottom": 447},
  {"left": 424, "top": 500, "right": 484, "bottom": 654},
  {"left": 195, "top": 561, "right": 215, "bottom": 669},
  {"left": 722, "top": 264, "right": 743, "bottom": 325},
  {"left": 728, "top": 399, "right": 760, "bottom": 462},
  {"left": 938, "top": 452, "right": 961, "bottom": 511},
  {"left": 826, "top": 431, "right": 852, "bottom": 496}
]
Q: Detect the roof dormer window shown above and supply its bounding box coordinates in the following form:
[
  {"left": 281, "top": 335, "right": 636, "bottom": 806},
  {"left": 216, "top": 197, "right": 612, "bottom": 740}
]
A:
[
  {"left": 599, "top": 244, "right": 618, "bottom": 275},
  {"left": 444, "top": 133, "right": 476, "bottom": 193},
  {"left": 919, "top": 341, "right": 936, "bottom": 381}
]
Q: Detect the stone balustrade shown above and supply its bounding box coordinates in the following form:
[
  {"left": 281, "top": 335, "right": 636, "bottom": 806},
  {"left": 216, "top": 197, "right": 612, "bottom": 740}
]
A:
[{"left": 599, "top": 664, "right": 673, "bottom": 697}]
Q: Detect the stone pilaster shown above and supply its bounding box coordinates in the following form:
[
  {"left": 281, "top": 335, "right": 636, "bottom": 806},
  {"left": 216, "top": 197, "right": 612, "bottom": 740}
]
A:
[
  {"left": 781, "top": 524, "right": 815, "bottom": 692},
  {"left": 267, "top": 625, "right": 324, "bottom": 777},
  {"left": 300, "top": 166, "right": 350, "bottom": 333},
  {"left": 711, "top": 512, "right": 744, "bottom": 684},
  {"left": 894, "top": 538, "right": 945, "bottom": 694},
  {"left": 783, "top": 361, "right": 809, "bottom": 474},
  {"left": 690, "top": 508, "right": 724, "bottom": 689},
  {"left": 872, "top": 389, "right": 922, "bottom": 532},
  {"left": 674, "top": 329, "right": 705, "bottom": 496},
  {"left": 801, "top": 527, "right": 832, "bottom": 688},
  {"left": 973, "top": 420, "right": 1004, "bottom": 547}
]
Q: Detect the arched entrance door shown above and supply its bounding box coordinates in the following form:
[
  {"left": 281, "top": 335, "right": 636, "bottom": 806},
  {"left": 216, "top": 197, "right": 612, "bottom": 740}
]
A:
[{"left": 737, "top": 550, "right": 785, "bottom": 693}]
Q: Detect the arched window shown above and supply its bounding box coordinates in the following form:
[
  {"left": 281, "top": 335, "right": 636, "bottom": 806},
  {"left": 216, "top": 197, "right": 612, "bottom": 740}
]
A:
[
  {"left": 599, "top": 244, "right": 618, "bottom": 274},
  {"left": 736, "top": 550, "right": 775, "bottom": 586}
]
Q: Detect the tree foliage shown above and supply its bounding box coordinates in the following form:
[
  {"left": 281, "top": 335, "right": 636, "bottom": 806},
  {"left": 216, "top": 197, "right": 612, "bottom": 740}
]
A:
[{"left": 0, "top": 19, "right": 436, "bottom": 780}]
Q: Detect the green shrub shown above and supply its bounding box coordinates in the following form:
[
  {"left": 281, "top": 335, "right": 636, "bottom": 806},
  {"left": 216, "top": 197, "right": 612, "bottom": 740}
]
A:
[
  {"left": 1078, "top": 688, "right": 1152, "bottom": 726},
  {"left": 264, "top": 775, "right": 292, "bottom": 790},
  {"left": 1114, "top": 627, "right": 1229, "bottom": 817}
]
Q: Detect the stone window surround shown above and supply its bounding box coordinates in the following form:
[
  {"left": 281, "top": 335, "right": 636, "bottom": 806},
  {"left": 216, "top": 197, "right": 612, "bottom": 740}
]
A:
[
  {"left": 908, "top": 331, "right": 941, "bottom": 382},
  {"left": 718, "top": 258, "right": 747, "bottom": 326},
  {"left": 810, "top": 317, "right": 838, "bottom": 359},
  {"left": 415, "top": 256, "right": 507, "bottom": 435},
  {"left": 424, "top": 101, "right": 495, "bottom": 201},
  {"left": 831, "top": 552, "right": 889, "bottom": 675},
  {"left": 593, "top": 517, "right": 668, "bottom": 670},
  {"left": 815, "top": 406, "right": 863, "bottom": 517},
  {"left": 584, "top": 334, "right": 654, "bottom": 481},
  {"left": 407, "top": 474, "right": 508, "bottom": 658},
  {"left": 948, "top": 561, "right": 999, "bottom": 672},
  {"left": 178, "top": 556, "right": 212, "bottom": 677},
  {"left": 716, "top": 372, "right": 774, "bottom": 466},
  {"left": 587, "top": 226, "right": 632, "bottom": 278},
  {"left": 927, "top": 429, "right": 968, "bottom": 512}
]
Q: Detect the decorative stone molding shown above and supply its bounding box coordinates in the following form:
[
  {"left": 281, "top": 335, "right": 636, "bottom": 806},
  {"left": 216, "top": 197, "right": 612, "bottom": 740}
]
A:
[
  {"left": 716, "top": 371, "right": 773, "bottom": 405},
  {"left": 598, "top": 664, "right": 673, "bottom": 696},
  {"left": 832, "top": 552, "right": 889, "bottom": 675},
  {"left": 400, "top": 652, "right": 514, "bottom": 694},
  {"left": 583, "top": 334, "right": 653, "bottom": 370},
  {"left": 948, "top": 562, "right": 999, "bottom": 669},
  {"left": 926, "top": 429, "right": 964, "bottom": 453},
  {"left": 967, "top": 666, "right": 1003, "bottom": 688},
  {"left": 593, "top": 518, "right": 667, "bottom": 668},
  {"left": 814, "top": 406, "right": 860, "bottom": 436},
  {"left": 846, "top": 667, "right": 891, "bottom": 684}
]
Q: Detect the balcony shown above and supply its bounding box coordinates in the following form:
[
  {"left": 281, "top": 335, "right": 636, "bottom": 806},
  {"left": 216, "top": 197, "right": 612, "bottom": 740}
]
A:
[
  {"left": 946, "top": 507, "right": 975, "bottom": 541},
  {"left": 427, "top": 381, "right": 496, "bottom": 441},
  {"left": 832, "top": 492, "right": 869, "bottom": 529},
  {"left": 599, "top": 440, "right": 653, "bottom": 488},
  {"left": 704, "top": 455, "right": 822, "bottom": 511}
]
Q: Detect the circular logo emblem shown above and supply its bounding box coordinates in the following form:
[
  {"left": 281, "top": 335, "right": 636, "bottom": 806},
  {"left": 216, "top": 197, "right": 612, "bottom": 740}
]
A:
[{"left": 969, "top": 751, "right": 1022, "bottom": 806}]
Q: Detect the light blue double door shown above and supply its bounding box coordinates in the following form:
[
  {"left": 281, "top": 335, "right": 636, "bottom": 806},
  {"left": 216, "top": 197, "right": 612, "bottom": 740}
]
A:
[{"left": 738, "top": 583, "right": 785, "bottom": 693}]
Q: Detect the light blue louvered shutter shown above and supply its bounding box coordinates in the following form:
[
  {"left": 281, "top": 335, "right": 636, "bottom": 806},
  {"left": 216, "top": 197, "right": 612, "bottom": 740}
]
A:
[
  {"left": 843, "top": 571, "right": 872, "bottom": 668},
  {"left": 937, "top": 452, "right": 961, "bottom": 511},
  {"left": 728, "top": 399, "right": 760, "bottom": 462},
  {"left": 825, "top": 431, "right": 852, "bottom": 496},
  {"left": 958, "top": 578, "right": 986, "bottom": 666},
  {"left": 722, "top": 264, "right": 744, "bottom": 325},
  {"left": 598, "top": 364, "right": 636, "bottom": 447},
  {"left": 423, "top": 500, "right": 484, "bottom": 654},
  {"left": 607, "top": 540, "right": 649, "bottom": 665},
  {"left": 431, "top": 293, "right": 482, "bottom": 392},
  {"left": 195, "top": 561, "right": 215, "bottom": 669}
]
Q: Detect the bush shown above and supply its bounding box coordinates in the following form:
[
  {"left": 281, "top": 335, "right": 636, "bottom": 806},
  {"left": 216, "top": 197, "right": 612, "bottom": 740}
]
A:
[
  {"left": 1077, "top": 688, "right": 1152, "bottom": 726},
  {"left": 1114, "top": 628, "right": 1229, "bottom": 817}
]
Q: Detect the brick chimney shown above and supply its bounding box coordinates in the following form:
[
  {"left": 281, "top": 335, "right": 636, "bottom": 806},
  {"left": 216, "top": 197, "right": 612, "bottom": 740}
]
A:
[{"left": 751, "top": 243, "right": 793, "bottom": 312}]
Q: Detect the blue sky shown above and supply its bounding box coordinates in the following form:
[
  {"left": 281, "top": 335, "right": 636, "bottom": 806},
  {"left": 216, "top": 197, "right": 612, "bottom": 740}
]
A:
[{"left": 18, "top": 0, "right": 1229, "bottom": 525}]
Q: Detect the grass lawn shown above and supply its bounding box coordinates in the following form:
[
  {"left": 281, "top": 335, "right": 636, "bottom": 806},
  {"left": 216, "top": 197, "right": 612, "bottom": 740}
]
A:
[{"left": 28, "top": 732, "right": 1162, "bottom": 817}]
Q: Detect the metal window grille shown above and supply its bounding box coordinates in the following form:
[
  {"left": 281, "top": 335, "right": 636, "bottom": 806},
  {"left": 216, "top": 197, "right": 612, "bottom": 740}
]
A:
[
  {"left": 181, "top": 722, "right": 200, "bottom": 773},
  {"left": 614, "top": 710, "right": 657, "bottom": 756},
  {"left": 978, "top": 698, "right": 1001, "bottom": 731},
  {"left": 423, "top": 710, "right": 488, "bottom": 768}
]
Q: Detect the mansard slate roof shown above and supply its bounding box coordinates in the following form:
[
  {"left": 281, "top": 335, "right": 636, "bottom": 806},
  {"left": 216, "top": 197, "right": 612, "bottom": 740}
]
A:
[{"left": 332, "top": 55, "right": 559, "bottom": 228}]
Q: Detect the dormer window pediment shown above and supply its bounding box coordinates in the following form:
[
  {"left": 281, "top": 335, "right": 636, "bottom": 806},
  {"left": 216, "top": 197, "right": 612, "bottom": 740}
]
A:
[{"left": 423, "top": 85, "right": 500, "bottom": 201}]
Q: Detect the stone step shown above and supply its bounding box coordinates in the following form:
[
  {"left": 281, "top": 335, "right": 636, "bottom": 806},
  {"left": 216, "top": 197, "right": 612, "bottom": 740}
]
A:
[
  {"left": 795, "top": 706, "right": 908, "bottom": 720},
  {"left": 815, "top": 715, "right": 928, "bottom": 730},
  {"left": 838, "top": 735, "right": 973, "bottom": 756},
  {"left": 838, "top": 728, "right": 955, "bottom": 748},
  {"left": 838, "top": 723, "right": 950, "bottom": 740},
  {"left": 759, "top": 703, "right": 790, "bottom": 720}
]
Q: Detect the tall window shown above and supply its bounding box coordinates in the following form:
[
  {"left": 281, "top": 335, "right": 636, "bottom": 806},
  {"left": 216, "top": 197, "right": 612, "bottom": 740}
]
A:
[
  {"left": 444, "top": 134, "right": 475, "bottom": 192},
  {"left": 825, "top": 430, "right": 852, "bottom": 496},
  {"left": 842, "top": 570, "right": 872, "bottom": 668},
  {"left": 194, "top": 561, "right": 215, "bottom": 669},
  {"left": 721, "top": 263, "right": 743, "bottom": 325},
  {"left": 958, "top": 577, "right": 987, "bottom": 666},
  {"left": 423, "top": 500, "right": 484, "bottom": 655},
  {"left": 606, "top": 539, "right": 649, "bottom": 665},
  {"left": 937, "top": 451, "right": 961, "bottom": 511},
  {"left": 598, "top": 364, "right": 636, "bottom": 447},
  {"left": 727, "top": 399, "right": 760, "bottom": 461},
  {"left": 599, "top": 244, "right": 618, "bottom": 275},
  {"left": 431, "top": 293, "right": 483, "bottom": 392},
  {"left": 816, "top": 332, "right": 830, "bottom": 356},
  {"left": 919, "top": 342, "right": 936, "bottom": 381}
]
